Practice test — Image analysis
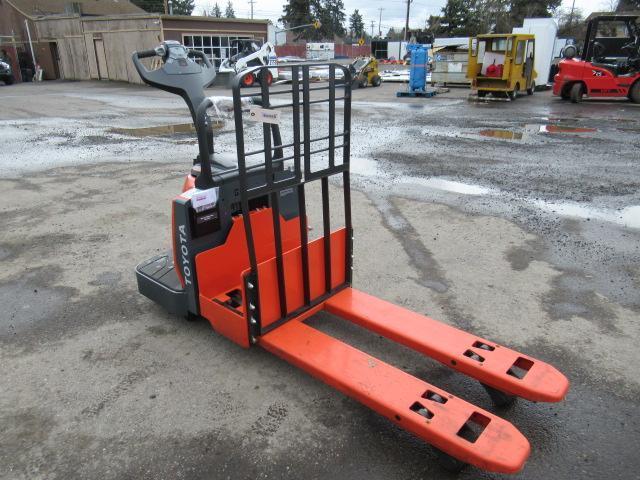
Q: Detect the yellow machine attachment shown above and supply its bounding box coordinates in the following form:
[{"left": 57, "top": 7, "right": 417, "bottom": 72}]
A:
[
  {"left": 467, "top": 33, "right": 537, "bottom": 99},
  {"left": 349, "top": 56, "right": 382, "bottom": 88}
]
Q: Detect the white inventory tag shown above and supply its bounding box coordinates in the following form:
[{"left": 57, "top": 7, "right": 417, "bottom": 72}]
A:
[
  {"left": 183, "top": 187, "right": 219, "bottom": 212},
  {"left": 249, "top": 106, "right": 281, "bottom": 124}
]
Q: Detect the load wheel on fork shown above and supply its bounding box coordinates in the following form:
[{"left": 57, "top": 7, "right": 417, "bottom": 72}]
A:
[
  {"left": 481, "top": 383, "right": 517, "bottom": 407},
  {"left": 434, "top": 448, "right": 468, "bottom": 473},
  {"left": 467, "top": 343, "right": 517, "bottom": 407}
]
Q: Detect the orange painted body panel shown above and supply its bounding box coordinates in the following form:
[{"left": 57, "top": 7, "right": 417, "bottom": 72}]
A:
[
  {"left": 325, "top": 288, "right": 569, "bottom": 403},
  {"left": 200, "top": 297, "right": 250, "bottom": 347},
  {"left": 195, "top": 208, "right": 301, "bottom": 347},
  {"left": 182, "top": 174, "right": 195, "bottom": 193},
  {"left": 252, "top": 228, "right": 346, "bottom": 329},
  {"left": 260, "top": 318, "right": 531, "bottom": 473}
]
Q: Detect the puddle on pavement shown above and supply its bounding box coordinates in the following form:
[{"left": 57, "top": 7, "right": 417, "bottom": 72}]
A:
[
  {"left": 478, "top": 124, "right": 598, "bottom": 140},
  {"left": 533, "top": 201, "right": 640, "bottom": 229},
  {"left": 538, "top": 125, "right": 597, "bottom": 134},
  {"left": 350, "top": 157, "right": 492, "bottom": 196},
  {"left": 397, "top": 176, "right": 493, "bottom": 195},
  {"left": 109, "top": 121, "right": 224, "bottom": 137},
  {"left": 479, "top": 129, "right": 523, "bottom": 140},
  {"left": 110, "top": 123, "right": 195, "bottom": 137},
  {"left": 350, "top": 157, "right": 381, "bottom": 176},
  {"left": 546, "top": 117, "right": 582, "bottom": 123}
]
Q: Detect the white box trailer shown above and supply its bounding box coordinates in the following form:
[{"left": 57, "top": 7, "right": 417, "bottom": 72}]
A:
[
  {"left": 306, "top": 43, "right": 335, "bottom": 61},
  {"left": 513, "top": 18, "right": 558, "bottom": 88},
  {"left": 386, "top": 42, "right": 408, "bottom": 61}
]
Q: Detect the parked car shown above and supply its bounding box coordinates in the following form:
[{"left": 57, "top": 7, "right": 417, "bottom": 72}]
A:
[{"left": 0, "top": 59, "right": 15, "bottom": 85}]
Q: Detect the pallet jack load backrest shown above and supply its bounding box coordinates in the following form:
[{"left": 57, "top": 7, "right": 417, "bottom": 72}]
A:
[
  {"left": 133, "top": 41, "right": 297, "bottom": 318},
  {"left": 132, "top": 42, "right": 569, "bottom": 475}
]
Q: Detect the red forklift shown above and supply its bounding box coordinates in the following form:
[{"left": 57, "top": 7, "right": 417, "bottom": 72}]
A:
[
  {"left": 133, "top": 41, "right": 569, "bottom": 474},
  {"left": 554, "top": 12, "right": 640, "bottom": 103}
]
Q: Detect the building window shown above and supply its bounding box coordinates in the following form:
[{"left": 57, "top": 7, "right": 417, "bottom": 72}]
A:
[{"left": 183, "top": 34, "right": 257, "bottom": 68}]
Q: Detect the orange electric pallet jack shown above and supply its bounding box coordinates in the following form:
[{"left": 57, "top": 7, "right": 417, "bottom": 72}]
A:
[{"left": 133, "top": 41, "right": 569, "bottom": 474}]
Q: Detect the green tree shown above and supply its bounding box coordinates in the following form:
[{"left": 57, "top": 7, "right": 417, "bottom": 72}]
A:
[
  {"left": 386, "top": 27, "right": 399, "bottom": 40},
  {"left": 280, "top": 0, "right": 316, "bottom": 40},
  {"left": 442, "top": 0, "right": 483, "bottom": 36},
  {"left": 172, "top": 0, "right": 195, "bottom": 15},
  {"left": 310, "top": 0, "right": 330, "bottom": 39},
  {"left": 225, "top": 0, "right": 235, "bottom": 17},
  {"left": 325, "top": 0, "right": 346, "bottom": 37},
  {"left": 555, "top": 6, "right": 585, "bottom": 40},
  {"left": 429, "top": 0, "right": 561, "bottom": 37},
  {"left": 349, "top": 9, "right": 364, "bottom": 38},
  {"left": 210, "top": 2, "right": 222, "bottom": 17},
  {"left": 130, "top": 0, "right": 165, "bottom": 13},
  {"left": 509, "top": 0, "right": 561, "bottom": 28},
  {"left": 617, "top": 0, "right": 640, "bottom": 9}
]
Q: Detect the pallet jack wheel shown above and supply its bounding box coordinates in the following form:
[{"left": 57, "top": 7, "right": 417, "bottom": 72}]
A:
[
  {"left": 481, "top": 383, "right": 517, "bottom": 407},
  {"left": 434, "top": 448, "right": 468, "bottom": 473}
]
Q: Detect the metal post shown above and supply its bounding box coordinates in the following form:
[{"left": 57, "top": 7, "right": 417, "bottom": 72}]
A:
[
  {"left": 404, "top": 0, "right": 412, "bottom": 42},
  {"left": 378, "top": 8, "right": 384, "bottom": 37},
  {"left": 568, "top": 0, "right": 576, "bottom": 29},
  {"left": 248, "top": 0, "right": 255, "bottom": 19},
  {"left": 24, "top": 20, "right": 36, "bottom": 70}
]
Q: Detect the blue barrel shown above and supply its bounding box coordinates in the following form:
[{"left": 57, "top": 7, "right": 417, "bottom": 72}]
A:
[{"left": 409, "top": 45, "right": 428, "bottom": 92}]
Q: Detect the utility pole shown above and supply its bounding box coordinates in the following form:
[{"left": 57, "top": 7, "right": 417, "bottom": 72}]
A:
[
  {"left": 370, "top": 20, "right": 375, "bottom": 38},
  {"left": 404, "top": 0, "right": 412, "bottom": 42},
  {"left": 567, "top": 0, "right": 576, "bottom": 30},
  {"left": 378, "top": 8, "right": 384, "bottom": 37},
  {"left": 248, "top": 0, "right": 255, "bottom": 19}
]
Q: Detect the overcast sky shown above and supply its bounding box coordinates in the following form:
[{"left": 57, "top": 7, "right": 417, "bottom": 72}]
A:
[{"left": 193, "top": 0, "right": 615, "bottom": 33}]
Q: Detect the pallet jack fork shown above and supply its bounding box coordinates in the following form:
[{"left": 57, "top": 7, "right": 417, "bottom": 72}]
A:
[{"left": 133, "top": 44, "right": 569, "bottom": 474}]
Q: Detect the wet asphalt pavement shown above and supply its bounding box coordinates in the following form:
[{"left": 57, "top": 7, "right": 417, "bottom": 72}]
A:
[{"left": 0, "top": 80, "right": 639, "bottom": 480}]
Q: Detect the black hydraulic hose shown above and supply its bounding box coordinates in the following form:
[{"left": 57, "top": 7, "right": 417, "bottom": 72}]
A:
[{"left": 195, "top": 98, "right": 214, "bottom": 190}]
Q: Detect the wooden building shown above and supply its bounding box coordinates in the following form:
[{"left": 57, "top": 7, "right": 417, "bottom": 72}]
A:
[
  {"left": 1, "top": 0, "right": 270, "bottom": 84},
  {"left": 0, "top": 0, "right": 145, "bottom": 82},
  {"left": 34, "top": 14, "right": 269, "bottom": 84}
]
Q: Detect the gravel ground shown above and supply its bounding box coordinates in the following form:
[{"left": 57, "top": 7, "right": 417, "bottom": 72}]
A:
[{"left": 0, "top": 79, "right": 639, "bottom": 480}]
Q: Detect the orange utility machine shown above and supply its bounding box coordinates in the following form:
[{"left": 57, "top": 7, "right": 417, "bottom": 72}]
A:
[{"left": 133, "top": 41, "right": 569, "bottom": 474}]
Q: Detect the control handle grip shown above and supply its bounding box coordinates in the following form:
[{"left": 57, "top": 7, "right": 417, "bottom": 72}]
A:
[{"left": 135, "top": 49, "right": 157, "bottom": 59}]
